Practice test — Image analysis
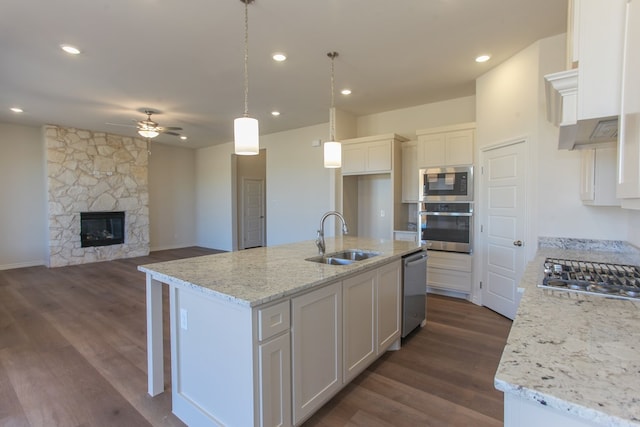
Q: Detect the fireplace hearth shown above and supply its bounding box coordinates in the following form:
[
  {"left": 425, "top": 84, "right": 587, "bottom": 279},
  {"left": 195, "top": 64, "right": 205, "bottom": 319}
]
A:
[{"left": 80, "top": 211, "right": 125, "bottom": 248}]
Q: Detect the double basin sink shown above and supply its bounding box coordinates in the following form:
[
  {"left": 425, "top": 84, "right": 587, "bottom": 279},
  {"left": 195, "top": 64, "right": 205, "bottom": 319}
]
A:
[{"left": 306, "top": 249, "right": 379, "bottom": 266}]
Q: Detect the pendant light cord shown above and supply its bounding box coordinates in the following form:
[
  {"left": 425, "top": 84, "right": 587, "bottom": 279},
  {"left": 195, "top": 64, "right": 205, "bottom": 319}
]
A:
[
  {"left": 243, "top": 0, "right": 250, "bottom": 117},
  {"left": 328, "top": 51, "right": 338, "bottom": 141}
]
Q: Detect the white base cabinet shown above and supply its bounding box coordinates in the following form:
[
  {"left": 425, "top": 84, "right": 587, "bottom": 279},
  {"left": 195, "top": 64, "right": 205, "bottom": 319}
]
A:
[
  {"left": 166, "top": 258, "right": 405, "bottom": 427},
  {"left": 427, "top": 250, "right": 472, "bottom": 294}
]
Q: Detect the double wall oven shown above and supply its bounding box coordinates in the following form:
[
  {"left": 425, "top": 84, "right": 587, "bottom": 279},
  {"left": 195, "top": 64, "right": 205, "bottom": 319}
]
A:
[{"left": 418, "top": 166, "right": 474, "bottom": 254}]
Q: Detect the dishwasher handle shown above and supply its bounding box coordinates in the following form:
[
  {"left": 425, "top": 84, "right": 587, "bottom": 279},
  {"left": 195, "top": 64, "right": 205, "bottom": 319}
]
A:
[{"left": 404, "top": 251, "right": 427, "bottom": 267}]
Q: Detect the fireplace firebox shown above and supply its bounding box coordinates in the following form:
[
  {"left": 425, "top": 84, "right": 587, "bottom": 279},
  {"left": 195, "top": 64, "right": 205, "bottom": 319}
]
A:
[{"left": 80, "top": 211, "right": 125, "bottom": 248}]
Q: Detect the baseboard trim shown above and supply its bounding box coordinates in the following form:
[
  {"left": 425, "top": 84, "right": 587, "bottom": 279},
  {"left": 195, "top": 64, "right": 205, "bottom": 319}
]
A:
[{"left": 0, "top": 259, "right": 46, "bottom": 271}]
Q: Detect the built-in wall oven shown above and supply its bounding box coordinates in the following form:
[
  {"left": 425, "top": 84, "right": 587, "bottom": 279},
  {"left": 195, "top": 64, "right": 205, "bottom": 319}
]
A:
[
  {"left": 419, "top": 166, "right": 473, "bottom": 202},
  {"left": 418, "top": 202, "right": 473, "bottom": 254}
]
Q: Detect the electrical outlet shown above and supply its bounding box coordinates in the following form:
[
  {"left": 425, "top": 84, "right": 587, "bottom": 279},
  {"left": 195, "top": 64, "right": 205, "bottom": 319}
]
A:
[
  {"left": 380, "top": 209, "right": 385, "bottom": 217},
  {"left": 180, "top": 308, "right": 188, "bottom": 330}
]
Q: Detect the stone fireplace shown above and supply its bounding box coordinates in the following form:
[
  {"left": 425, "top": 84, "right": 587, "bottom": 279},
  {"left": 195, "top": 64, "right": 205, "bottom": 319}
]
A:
[{"left": 45, "top": 125, "right": 150, "bottom": 267}]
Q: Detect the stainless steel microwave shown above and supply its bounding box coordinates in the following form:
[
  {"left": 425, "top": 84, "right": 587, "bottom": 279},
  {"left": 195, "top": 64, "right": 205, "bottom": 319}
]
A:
[{"left": 419, "top": 166, "right": 473, "bottom": 202}]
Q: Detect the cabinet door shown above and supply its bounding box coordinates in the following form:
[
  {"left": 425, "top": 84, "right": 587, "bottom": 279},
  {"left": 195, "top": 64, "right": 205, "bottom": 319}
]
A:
[
  {"left": 402, "top": 141, "right": 419, "bottom": 202},
  {"left": 445, "top": 130, "right": 474, "bottom": 166},
  {"left": 377, "top": 260, "right": 402, "bottom": 352},
  {"left": 417, "top": 133, "right": 446, "bottom": 167},
  {"left": 342, "top": 144, "right": 366, "bottom": 175},
  {"left": 618, "top": 0, "right": 640, "bottom": 202},
  {"left": 292, "top": 282, "right": 342, "bottom": 425},
  {"left": 367, "top": 140, "right": 392, "bottom": 172},
  {"left": 342, "top": 270, "right": 376, "bottom": 383},
  {"left": 258, "top": 333, "right": 291, "bottom": 427}
]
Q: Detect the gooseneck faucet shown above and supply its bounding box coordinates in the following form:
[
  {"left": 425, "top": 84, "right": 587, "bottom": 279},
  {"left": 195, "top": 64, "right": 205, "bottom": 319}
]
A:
[{"left": 316, "top": 211, "right": 349, "bottom": 255}]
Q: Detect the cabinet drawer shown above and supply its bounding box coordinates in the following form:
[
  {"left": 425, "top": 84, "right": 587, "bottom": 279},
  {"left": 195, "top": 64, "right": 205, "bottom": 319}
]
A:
[
  {"left": 427, "top": 251, "right": 472, "bottom": 272},
  {"left": 428, "top": 267, "right": 472, "bottom": 293},
  {"left": 257, "top": 300, "right": 290, "bottom": 341}
]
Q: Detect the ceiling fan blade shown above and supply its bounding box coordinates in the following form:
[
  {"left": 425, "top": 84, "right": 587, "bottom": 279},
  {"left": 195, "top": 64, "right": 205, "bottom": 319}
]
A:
[
  {"left": 162, "top": 126, "right": 183, "bottom": 131},
  {"left": 163, "top": 131, "right": 181, "bottom": 136},
  {"left": 106, "top": 122, "right": 137, "bottom": 128}
]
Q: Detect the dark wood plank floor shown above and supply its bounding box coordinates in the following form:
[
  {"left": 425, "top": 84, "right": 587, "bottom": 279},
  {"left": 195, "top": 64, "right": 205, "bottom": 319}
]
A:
[{"left": 0, "top": 248, "right": 511, "bottom": 427}]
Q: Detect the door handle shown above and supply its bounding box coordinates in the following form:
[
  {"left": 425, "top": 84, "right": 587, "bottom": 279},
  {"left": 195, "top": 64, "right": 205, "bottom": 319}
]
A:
[{"left": 513, "top": 240, "right": 523, "bottom": 247}]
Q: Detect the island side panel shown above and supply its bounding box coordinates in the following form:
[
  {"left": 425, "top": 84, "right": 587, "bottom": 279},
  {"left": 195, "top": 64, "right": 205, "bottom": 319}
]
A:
[
  {"left": 146, "top": 275, "right": 164, "bottom": 396},
  {"left": 170, "top": 284, "right": 255, "bottom": 427}
]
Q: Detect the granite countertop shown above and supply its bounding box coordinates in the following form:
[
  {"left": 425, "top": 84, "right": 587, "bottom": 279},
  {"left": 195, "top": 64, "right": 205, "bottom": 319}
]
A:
[
  {"left": 138, "top": 236, "right": 422, "bottom": 307},
  {"left": 495, "top": 244, "right": 640, "bottom": 426}
]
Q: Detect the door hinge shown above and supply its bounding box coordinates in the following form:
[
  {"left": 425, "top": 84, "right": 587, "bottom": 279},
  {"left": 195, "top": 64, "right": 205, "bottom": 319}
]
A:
[
  {"left": 480, "top": 224, "right": 483, "bottom": 233},
  {"left": 480, "top": 281, "right": 483, "bottom": 289},
  {"left": 481, "top": 166, "right": 484, "bottom": 175}
]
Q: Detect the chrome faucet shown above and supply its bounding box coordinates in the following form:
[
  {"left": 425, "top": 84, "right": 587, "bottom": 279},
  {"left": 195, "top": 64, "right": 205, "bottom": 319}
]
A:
[{"left": 316, "top": 211, "right": 349, "bottom": 255}]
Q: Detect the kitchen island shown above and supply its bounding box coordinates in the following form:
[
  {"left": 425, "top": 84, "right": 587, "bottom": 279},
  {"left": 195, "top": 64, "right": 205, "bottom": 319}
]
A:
[
  {"left": 495, "top": 242, "right": 640, "bottom": 427},
  {"left": 138, "top": 236, "right": 422, "bottom": 427}
]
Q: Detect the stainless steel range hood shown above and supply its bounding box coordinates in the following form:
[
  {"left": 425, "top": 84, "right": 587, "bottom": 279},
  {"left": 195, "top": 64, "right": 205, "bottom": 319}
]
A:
[{"left": 544, "top": 69, "right": 619, "bottom": 150}]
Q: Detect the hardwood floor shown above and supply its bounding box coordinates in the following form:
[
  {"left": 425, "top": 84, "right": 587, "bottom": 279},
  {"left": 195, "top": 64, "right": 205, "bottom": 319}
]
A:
[{"left": 0, "top": 248, "right": 511, "bottom": 427}]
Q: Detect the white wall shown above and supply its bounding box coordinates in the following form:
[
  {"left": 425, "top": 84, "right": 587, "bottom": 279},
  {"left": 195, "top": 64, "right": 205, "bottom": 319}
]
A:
[
  {"left": 476, "top": 33, "right": 629, "bottom": 251},
  {"left": 357, "top": 96, "right": 476, "bottom": 139},
  {"left": 148, "top": 142, "right": 197, "bottom": 251},
  {"left": 0, "top": 123, "right": 47, "bottom": 269}
]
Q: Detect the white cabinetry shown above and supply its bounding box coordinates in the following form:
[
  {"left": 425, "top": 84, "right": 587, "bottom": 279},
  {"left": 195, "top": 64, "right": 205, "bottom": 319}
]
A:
[
  {"left": 580, "top": 146, "right": 620, "bottom": 206},
  {"left": 342, "top": 260, "right": 402, "bottom": 383},
  {"left": 617, "top": 0, "right": 640, "bottom": 208},
  {"left": 401, "top": 140, "right": 420, "bottom": 202},
  {"left": 416, "top": 123, "right": 475, "bottom": 167},
  {"left": 341, "top": 134, "right": 408, "bottom": 239},
  {"left": 342, "top": 270, "right": 376, "bottom": 382},
  {"left": 257, "top": 301, "right": 291, "bottom": 427},
  {"left": 292, "top": 281, "right": 342, "bottom": 425},
  {"left": 427, "top": 250, "right": 472, "bottom": 294},
  {"left": 376, "top": 260, "right": 402, "bottom": 351},
  {"left": 342, "top": 139, "right": 392, "bottom": 175},
  {"left": 572, "top": 0, "right": 626, "bottom": 121}
]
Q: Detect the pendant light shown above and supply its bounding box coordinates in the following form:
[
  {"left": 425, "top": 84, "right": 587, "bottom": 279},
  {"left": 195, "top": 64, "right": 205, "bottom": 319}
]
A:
[
  {"left": 234, "top": 0, "right": 259, "bottom": 155},
  {"left": 324, "top": 52, "right": 341, "bottom": 168}
]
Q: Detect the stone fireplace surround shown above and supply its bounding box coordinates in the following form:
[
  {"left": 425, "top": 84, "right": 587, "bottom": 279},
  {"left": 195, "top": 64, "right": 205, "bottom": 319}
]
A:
[{"left": 46, "top": 125, "right": 150, "bottom": 267}]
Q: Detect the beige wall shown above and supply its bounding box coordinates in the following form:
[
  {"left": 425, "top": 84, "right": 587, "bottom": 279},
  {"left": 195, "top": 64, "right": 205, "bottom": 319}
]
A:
[
  {"left": 148, "top": 142, "right": 197, "bottom": 251},
  {"left": 0, "top": 123, "right": 47, "bottom": 268}
]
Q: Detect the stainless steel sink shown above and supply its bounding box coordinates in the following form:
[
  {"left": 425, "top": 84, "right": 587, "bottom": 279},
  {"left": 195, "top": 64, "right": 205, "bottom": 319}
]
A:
[{"left": 306, "top": 249, "right": 379, "bottom": 265}]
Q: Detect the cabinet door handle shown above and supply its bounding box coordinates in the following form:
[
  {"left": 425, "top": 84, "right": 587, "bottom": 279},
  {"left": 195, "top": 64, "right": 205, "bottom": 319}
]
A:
[{"left": 513, "top": 240, "right": 523, "bottom": 247}]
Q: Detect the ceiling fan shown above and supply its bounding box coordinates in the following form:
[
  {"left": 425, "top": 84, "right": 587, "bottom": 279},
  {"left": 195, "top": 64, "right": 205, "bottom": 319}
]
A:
[{"left": 107, "top": 109, "right": 183, "bottom": 139}]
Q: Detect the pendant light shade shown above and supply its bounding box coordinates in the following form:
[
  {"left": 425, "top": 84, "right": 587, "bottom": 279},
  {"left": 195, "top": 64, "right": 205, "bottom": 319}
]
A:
[
  {"left": 324, "top": 141, "right": 341, "bottom": 168},
  {"left": 234, "top": 116, "right": 259, "bottom": 155},
  {"left": 324, "top": 52, "right": 341, "bottom": 168},
  {"left": 234, "top": 0, "right": 259, "bottom": 156}
]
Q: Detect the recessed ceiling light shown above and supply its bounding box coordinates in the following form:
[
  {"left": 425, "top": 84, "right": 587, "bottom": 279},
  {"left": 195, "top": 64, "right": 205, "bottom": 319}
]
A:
[
  {"left": 180, "top": 136, "right": 188, "bottom": 140},
  {"left": 61, "top": 44, "right": 81, "bottom": 55},
  {"left": 272, "top": 53, "right": 286, "bottom": 62},
  {"left": 271, "top": 111, "right": 281, "bottom": 116},
  {"left": 10, "top": 107, "right": 23, "bottom": 113},
  {"left": 341, "top": 89, "right": 352, "bottom": 95},
  {"left": 475, "top": 54, "right": 491, "bottom": 63}
]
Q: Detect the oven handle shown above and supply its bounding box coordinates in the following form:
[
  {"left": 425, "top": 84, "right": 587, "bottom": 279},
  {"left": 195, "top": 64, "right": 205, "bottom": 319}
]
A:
[{"left": 422, "top": 211, "right": 472, "bottom": 217}]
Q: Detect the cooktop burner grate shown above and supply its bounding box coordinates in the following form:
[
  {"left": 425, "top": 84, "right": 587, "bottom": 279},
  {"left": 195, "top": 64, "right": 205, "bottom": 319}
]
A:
[{"left": 539, "top": 258, "right": 640, "bottom": 300}]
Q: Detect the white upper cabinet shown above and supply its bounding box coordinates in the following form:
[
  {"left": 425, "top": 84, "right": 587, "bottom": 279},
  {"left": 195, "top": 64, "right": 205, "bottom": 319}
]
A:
[
  {"left": 416, "top": 123, "right": 475, "bottom": 168},
  {"left": 401, "top": 140, "right": 420, "bottom": 202},
  {"left": 341, "top": 134, "right": 407, "bottom": 175},
  {"left": 580, "top": 146, "right": 620, "bottom": 206},
  {"left": 617, "top": 0, "right": 640, "bottom": 208},
  {"left": 572, "top": 0, "right": 626, "bottom": 121}
]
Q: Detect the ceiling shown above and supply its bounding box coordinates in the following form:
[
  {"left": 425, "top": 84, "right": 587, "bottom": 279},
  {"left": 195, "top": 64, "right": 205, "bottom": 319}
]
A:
[{"left": 0, "top": 0, "right": 567, "bottom": 149}]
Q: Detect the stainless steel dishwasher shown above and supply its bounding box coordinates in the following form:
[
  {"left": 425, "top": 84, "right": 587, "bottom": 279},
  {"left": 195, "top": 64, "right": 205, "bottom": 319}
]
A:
[{"left": 402, "top": 250, "right": 427, "bottom": 337}]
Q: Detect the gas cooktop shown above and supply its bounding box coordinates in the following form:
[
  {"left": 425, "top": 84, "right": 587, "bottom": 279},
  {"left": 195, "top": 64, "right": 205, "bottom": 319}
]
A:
[{"left": 539, "top": 258, "right": 640, "bottom": 300}]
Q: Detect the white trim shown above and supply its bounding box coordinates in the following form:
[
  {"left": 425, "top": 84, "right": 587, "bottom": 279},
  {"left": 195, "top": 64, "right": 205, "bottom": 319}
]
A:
[{"left": 0, "top": 259, "right": 46, "bottom": 270}]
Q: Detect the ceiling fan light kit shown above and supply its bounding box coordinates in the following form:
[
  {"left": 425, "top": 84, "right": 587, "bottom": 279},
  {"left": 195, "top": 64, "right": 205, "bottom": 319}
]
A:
[
  {"left": 324, "top": 51, "right": 341, "bottom": 169},
  {"left": 234, "top": 0, "right": 259, "bottom": 156}
]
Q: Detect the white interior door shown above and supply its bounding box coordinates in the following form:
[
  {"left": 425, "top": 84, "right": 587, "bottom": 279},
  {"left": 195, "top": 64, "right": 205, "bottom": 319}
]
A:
[
  {"left": 242, "top": 178, "right": 265, "bottom": 249},
  {"left": 481, "top": 140, "right": 527, "bottom": 319}
]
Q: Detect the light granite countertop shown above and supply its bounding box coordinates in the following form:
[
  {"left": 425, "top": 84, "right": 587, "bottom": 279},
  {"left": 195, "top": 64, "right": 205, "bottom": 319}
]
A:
[
  {"left": 495, "top": 243, "right": 640, "bottom": 426},
  {"left": 138, "top": 236, "right": 423, "bottom": 307}
]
